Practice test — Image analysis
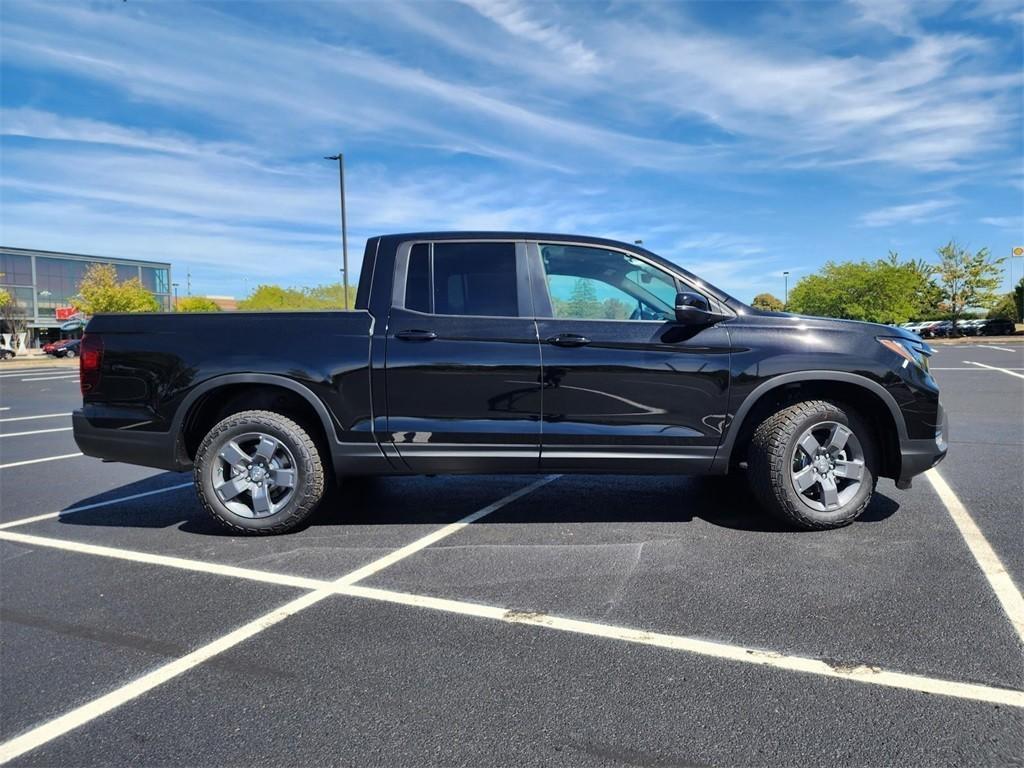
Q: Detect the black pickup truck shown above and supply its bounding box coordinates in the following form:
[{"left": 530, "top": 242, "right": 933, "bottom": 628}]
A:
[{"left": 73, "top": 232, "right": 947, "bottom": 534}]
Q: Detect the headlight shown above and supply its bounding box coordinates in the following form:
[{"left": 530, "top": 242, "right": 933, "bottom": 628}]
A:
[{"left": 877, "top": 336, "right": 933, "bottom": 373}]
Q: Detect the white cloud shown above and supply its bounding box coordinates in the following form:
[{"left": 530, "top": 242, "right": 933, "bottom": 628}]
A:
[
  {"left": 859, "top": 200, "right": 956, "bottom": 227},
  {"left": 0, "top": 0, "right": 1018, "bottom": 300},
  {"left": 459, "top": 0, "right": 600, "bottom": 73},
  {"left": 980, "top": 215, "right": 1024, "bottom": 230}
]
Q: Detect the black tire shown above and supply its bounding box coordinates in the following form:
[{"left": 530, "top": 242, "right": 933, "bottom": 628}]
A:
[
  {"left": 194, "top": 409, "right": 326, "bottom": 535},
  {"left": 748, "top": 399, "right": 877, "bottom": 530},
  {"left": 64, "top": 349, "right": 77, "bottom": 358}
]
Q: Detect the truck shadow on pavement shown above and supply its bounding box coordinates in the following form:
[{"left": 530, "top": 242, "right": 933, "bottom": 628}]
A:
[{"left": 57, "top": 472, "right": 900, "bottom": 535}]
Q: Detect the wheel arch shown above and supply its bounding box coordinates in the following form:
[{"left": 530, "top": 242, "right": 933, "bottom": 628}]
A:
[
  {"left": 174, "top": 374, "right": 337, "bottom": 468},
  {"left": 716, "top": 371, "right": 907, "bottom": 480}
]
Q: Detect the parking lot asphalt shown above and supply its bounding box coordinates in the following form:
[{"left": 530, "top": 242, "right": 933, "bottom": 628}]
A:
[{"left": 1, "top": 346, "right": 1022, "bottom": 766}]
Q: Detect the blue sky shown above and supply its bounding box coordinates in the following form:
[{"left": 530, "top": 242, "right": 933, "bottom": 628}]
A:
[{"left": 1, "top": 0, "right": 1022, "bottom": 302}]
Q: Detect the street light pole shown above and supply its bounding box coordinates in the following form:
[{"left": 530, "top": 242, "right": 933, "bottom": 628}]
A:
[
  {"left": 783, "top": 271, "right": 790, "bottom": 307},
  {"left": 324, "top": 153, "right": 350, "bottom": 310},
  {"left": 172, "top": 282, "right": 179, "bottom": 311}
]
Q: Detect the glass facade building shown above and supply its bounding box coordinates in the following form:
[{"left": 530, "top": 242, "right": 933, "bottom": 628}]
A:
[{"left": 0, "top": 246, "right": 172, "bottom": 346}]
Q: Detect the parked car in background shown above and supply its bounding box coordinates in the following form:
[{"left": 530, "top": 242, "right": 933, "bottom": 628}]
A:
[
  {"left": 979, "top": 318, "right": 1016, "bottom": 336},
  {"left": 958, "top": 319, "right": 983, "bottom": 335},
  {"left": 54, "top": 339, "right": 81, "bottom": 358},
  {"left": 43, "top": 339, "right": 74, "bottom": 355},
  {"left": 0, "top": 344, "right": 15, "bottom": 360},
  {"left": 917, "top": 321, "right": 944, "bottom": 338}
]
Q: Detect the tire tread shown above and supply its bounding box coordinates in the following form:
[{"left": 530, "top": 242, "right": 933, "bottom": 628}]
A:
[
  {"left": 748, "top": 399, "right": 874, "bottom": 530},
  {"left": 194, "top": 409, "right": 325, "bottom": 535}
]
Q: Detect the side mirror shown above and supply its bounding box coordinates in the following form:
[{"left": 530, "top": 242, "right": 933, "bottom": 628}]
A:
[{"left": 674, "top": 292, "right": 721, "bottom": 326}]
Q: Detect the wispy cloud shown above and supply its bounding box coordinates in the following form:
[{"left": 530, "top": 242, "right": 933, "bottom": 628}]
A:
[
  {"left": 980, "top": 215, "right": 1024, "bottom": 230},
  {"left": 859, "top": 200, "right": 956, "bottom": 227},
  {"left": 0, "top": 0, "right": 1019, "bottom": 301},
  {"left": 459, "top": 0, "right": 600, "bottom": 73}
]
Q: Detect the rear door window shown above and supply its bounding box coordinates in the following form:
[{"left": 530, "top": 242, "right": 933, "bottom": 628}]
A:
[{"left": 404, "top": 242, "right": 519, "bottom": 317}]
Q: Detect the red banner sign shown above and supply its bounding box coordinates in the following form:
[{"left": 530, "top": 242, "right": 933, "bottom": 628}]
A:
[{"left": 55, "top": 306, "right": 77, "bottom": 321}]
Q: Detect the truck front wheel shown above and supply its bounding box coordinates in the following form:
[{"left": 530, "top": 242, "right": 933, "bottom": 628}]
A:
[
  {"left": 194, "top": 410, "right": 326, "bottom": 535},
  {"left": 748, "top": 399, "right": 877, "bottom": 530}
]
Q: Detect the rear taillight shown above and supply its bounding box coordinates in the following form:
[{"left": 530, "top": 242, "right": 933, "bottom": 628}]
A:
[{"left": 80, "top": 333, "right": 103, "bottom": 396}]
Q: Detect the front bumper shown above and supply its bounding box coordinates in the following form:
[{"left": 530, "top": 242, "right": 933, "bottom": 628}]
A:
[
  {"left": 72, "top": 411, "right": 183, "bottom": 472},
  {"left": 895, "top": 403, "right": 947, "bottom": 489}
]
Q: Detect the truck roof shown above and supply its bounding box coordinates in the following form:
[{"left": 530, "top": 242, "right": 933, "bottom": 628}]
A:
[
  {"left": 371, "top": 231, "right": 739, "bottom": 308},
  {"left": 379, "top": 231, "right": 641, "bottom": 247}
]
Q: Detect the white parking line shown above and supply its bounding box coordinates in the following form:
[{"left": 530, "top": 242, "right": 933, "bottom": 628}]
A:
[
  {"left": 2, "top": 523, "right": 1020, "bottom": 712},
  {"left": 0, "top": 407, "right": 8, "bottom": 411},
  {"left": 963, "top": 360, "right": 1024, "bottom": 380},
  {"left": 0, "top": 369, "right": 69, "bottom": 378},
  {"left": 0, "top": 412, "right": 71, "bottom": 423},
  {"left": 932, "top": 367, "right": 1024, "bottom": 371},
  {"left": 0, "top": 427, "right": 73, "bottom": 438},
  {"left": 976, "top": 345, "right": 1018, "bottom": 353},
  {"left": 0, "top": 481, "right": 195, "bottom": 531},
  {"left": 0, "top": 531, "right": 324, "bottom": 589},
  {"left": 20, "top": 374, "right": 79, "bottom": 382},
  {"left": 331, "top": 475, "right": 560, "bottom": 587},
  {"left": 0, "top": 452, "right": 83, "bottom": 470},
  {"left": 0, "top": 475, "right": 559, "bottom": 764},
  {"left": 926, "top": 469, "right": 1024, "bottom": 643},
  {"left": 0, "top": 588, "right": 331, "bottom": 765},
  {"left": 340, "top": 585, "right": 1024, "bottom": 709}
]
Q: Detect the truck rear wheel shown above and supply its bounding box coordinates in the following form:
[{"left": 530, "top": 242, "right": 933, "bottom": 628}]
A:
[
  {"left": 748, "top": 399, "right": 877, "bottom": 530},
  {"left": 194, "top": 410, "right": 325, "bottom": 535}
]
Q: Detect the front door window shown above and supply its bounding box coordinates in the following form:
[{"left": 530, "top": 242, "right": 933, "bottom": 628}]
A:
[{"left": 540, "top": 244, "right": 678, "bottom": 321}]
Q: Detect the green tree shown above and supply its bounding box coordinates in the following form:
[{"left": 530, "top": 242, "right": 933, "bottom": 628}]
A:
[
  {"left": 238, "top": 284, "right": 312, "bottom": 311},
  {"left": 238, "top": 282, "right": 359, "bottom": 311},
  {"left": 751, "top": 292, "right": 784, "bottom": 312},
  {"left": 989, "top": 293, "right": 1017, "bottom": 322},
  {"left": 787, "top": 257, "right": 938, "bottom": 324},
  {"left": 1014, "top": 277, "right": 1023, "bottom": 324},
  {"left": 933, "top": 241, "right": 1004, "bottom": 328},
  {"left": 602, "top": 297, "right": 632, "bottom": 319},
  {"left": 73, "top": 263, "right": 160, "bottom": 315},
  {"left": 303, "top": 282, "right": 358, "bottom": 309},
  {"left": 566, "top": 279, "right": 603, "bottom": 319},
  {"left": 176, "top": 296, "right": 221, "bottom": 313},
  {"left": 0, "top": 287, "right": 27, "bottom": 339},
  {"left": 905, "top": 256, "right": 943, "bottom": 318}
]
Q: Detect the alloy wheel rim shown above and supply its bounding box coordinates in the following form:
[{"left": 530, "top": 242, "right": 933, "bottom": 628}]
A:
[
  {"left": 790, "top": 420, "right": 865, "bottom": 512},
  {"left": 210, "top": 431, "right": 298, "bottom": 519}
]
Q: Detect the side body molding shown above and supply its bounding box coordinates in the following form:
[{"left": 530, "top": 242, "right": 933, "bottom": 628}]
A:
[{"left": 711, "top": 370, "right": 909, "bottom": 473}]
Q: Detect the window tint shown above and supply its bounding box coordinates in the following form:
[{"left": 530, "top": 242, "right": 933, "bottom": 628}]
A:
[
  {"left": 540, "top": 244, "right": 678, "bottom": 321},
  {"left": 405, "top": 243, "right": 431, "bottom": 313},
  {"left": 404, "top": 242, "right": 518, "bottom": 317}
]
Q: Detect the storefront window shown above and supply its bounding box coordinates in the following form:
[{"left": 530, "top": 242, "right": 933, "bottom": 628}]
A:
[
  {"left": 35, "top": 257, "right": 89, "bottom": 315},
  {"left": 3, "top": 287, "right": 35, "bottom": 315},
  {"left": 116, "top": 264, "right": 140, "bottom": 283},
  {"left": 0, "top": 254, "right": 32, "bottom": 286},
  {"left": 141, "top": 267, "right": 169, "bottom": 293}
]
